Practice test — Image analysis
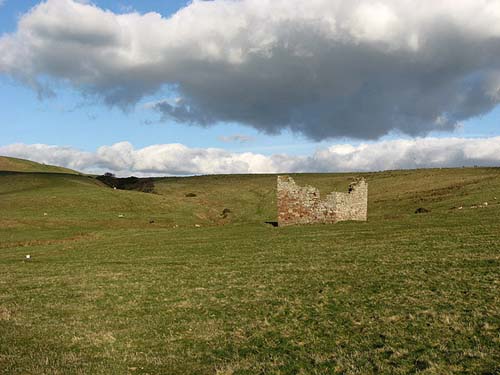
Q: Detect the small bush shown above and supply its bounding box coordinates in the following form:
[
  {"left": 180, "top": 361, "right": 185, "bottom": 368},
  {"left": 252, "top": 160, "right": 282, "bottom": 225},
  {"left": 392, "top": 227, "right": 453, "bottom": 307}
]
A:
[
  {"left": 185, "top": 193, "right": 197, "bottom": 197},
  {"left": 221, "top": 208, "right": 232, "bottom": 218}
]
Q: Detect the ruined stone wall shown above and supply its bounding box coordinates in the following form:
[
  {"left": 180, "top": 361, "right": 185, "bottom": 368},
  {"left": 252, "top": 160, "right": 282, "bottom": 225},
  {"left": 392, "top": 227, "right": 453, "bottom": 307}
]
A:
[
  {"left": 277, "top": 176, "right": 368, "bottom": 226},
  {"left": 277, "top": 176, "right": 337, "bottom": 226}
]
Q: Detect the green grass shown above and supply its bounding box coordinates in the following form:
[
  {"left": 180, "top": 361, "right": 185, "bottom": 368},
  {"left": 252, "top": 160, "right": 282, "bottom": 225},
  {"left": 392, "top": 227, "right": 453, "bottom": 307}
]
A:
[
  {"left": 0, "top": 166, "right": 499, "bottom": 374},
  {"left": 0, "top": 156, "right": 79, "bottom": 174}
]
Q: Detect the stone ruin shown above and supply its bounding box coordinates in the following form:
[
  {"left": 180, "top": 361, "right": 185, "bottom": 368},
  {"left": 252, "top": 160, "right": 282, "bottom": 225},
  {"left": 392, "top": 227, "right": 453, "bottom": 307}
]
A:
[{"left": 277, "top": 176, "right": 368, "bottom": 226}]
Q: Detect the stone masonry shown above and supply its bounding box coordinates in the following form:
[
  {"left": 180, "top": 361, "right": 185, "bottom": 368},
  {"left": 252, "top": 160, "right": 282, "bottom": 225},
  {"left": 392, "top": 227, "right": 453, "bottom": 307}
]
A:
[{"left": 277, "top": 176, "right": 368, "bottom": 226}]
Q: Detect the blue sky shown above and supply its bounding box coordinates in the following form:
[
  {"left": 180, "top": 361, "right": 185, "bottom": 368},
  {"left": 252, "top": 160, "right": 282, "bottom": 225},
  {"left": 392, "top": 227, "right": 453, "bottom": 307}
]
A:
[{"left": 1, "top": 0, "right": 500, "bottom": 175}]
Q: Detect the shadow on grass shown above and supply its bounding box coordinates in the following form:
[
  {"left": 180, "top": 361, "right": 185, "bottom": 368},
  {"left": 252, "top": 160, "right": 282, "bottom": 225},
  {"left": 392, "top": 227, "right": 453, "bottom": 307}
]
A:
[{"left": 265, "top": 221, "right": 279, "bottom": 227}]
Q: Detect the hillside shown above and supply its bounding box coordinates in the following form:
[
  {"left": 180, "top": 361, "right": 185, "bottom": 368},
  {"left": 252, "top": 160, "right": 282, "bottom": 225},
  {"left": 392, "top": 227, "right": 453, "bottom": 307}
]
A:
[
  {"left": 1, "top": 167, "right": 500, "bottom": 244},
  {"left": 0, "top": 155, "right": 80, "bottom": 174},
  {"left": 0, "top": 168, "right": 499, "bottom": 374},
  {"left": 2, "top": 167, "right": 500, "bottom": 231}
]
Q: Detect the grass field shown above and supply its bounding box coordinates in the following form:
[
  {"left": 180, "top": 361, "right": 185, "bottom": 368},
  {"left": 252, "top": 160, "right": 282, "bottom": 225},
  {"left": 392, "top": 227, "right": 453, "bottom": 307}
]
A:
[
  {"left": 0, "top": 156, "right": 79, "bottom": 175},
  {"left": 0, "top": 160, "right": 499, "bottom": 374}
]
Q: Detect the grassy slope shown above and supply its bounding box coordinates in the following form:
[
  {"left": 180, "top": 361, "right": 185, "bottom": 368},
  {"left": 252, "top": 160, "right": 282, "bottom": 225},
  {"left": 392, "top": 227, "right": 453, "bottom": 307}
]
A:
[
  {"left": 0, "top": 156, "right": 80, "bottom": 175},
  {"left": 0, "top": 168, "right": 499, "bottom": 374}
]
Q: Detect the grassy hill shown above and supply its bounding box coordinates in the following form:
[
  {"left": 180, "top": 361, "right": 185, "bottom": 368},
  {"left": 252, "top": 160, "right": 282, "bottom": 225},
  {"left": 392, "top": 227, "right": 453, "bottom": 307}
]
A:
[
  {"left": 0, "top": 155, "right": 79, "bottom": 174},
  {"left": 0, "top": 167, "right": 499, "bottom": 374}
]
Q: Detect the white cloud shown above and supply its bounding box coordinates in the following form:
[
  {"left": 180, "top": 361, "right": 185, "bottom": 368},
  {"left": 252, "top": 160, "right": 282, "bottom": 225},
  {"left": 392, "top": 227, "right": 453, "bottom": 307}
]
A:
[
  {"left": 2, "top": 137, "right": 500, "bottom": 176},
  {"left": 1, "top": 0, "right": 500, "bottom": 139}
]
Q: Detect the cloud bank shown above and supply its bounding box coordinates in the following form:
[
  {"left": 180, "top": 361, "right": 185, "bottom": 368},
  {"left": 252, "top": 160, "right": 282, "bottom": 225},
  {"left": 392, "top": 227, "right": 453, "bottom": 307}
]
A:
[
  {"left": 2, "top": 137, "right": 500, "bottom": 176},
  {"left": 1, "top": 0, "right": 500, "bottom": 139}
]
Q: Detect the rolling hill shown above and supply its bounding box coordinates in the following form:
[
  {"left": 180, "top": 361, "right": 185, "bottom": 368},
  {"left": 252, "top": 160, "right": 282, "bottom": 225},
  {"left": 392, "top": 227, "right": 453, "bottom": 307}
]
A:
[
  {"left": 2, "top": 163, "right": 500, "bottom": 230},
  {"left": 0, "top": 155, "right": 80, "bottom": 174}
]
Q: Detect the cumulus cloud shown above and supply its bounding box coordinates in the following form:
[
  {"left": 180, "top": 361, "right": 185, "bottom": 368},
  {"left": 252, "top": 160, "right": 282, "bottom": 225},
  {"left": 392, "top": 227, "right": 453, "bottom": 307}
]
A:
[
  {"left": 218, "top": 134, "right": 254, "bottom": 143},
  {"left": 1, "top": 0, "right": 500, "bottom": 139},
  {"left": 2, "top": 137, "right": 500, "bottom": 176}
]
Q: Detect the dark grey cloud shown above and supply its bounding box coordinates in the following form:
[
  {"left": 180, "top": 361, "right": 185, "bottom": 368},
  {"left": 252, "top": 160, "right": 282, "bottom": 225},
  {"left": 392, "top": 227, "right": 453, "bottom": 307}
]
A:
[{"left": 1, "top": 0, "right": 500, "bottom": 140}]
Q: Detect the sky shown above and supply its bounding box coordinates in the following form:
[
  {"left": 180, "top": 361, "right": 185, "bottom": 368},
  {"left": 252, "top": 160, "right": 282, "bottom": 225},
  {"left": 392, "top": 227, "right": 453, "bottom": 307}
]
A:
[{"left": 1, "top": 0, "right": 500, "bottom": 176}]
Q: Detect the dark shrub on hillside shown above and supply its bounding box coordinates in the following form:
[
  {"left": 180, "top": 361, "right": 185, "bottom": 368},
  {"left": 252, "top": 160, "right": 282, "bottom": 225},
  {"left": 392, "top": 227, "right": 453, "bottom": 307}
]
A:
[
  {"left": 221, "top": 208, "right": 232, "bottom": 218},
  {"left": 415, "top": 207, "right": 430, "bottom": 214},
  {"left": 185, "top": 193, "right": 197, "bottom": 197},
  {"left": 96, "top": 174, "right": 155, "bottom": 194}
]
